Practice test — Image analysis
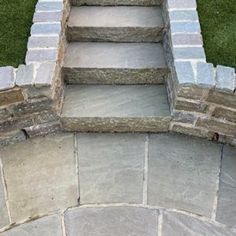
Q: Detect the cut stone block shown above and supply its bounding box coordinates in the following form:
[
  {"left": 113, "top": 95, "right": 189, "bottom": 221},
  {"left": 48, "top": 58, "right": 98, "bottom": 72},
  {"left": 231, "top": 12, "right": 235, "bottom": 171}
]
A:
[
  {"left": 77, "top": 133, "right": 145, "bottom": 204},
  {"left": 61, "top": 85, "right": 171, "bottom": 132},
  {"left": 71, "top": 0, "right": 162, "bottom": 6},
  {"left": 0, "top": 67, "right": 14, "bottom": 91},
  {"left": 63, "top": 42, "right": 168, "bottom": 84},
  {"left": 64, "top": 206, "right": 158, "bottom": 236},
  {"left": 67, "top": 6, "right": 164, "bottom": 42},
  {"left": 0, "top": 134, "right": 78, "bottom": 222},
  {"left": 0, "top": 215, "right": 62, "bottom": 236},
  {"left": 148, "top": 133, "right": 222, "bottom": 217},
  {"left": 0, "top": 88, "right": 24, "bottom": 107},
  {"left": 216, "top": 145, "right": 236, "bottom": 228},
  {"left": 162, "top": 211, "right": 235, "bottom": 236}
]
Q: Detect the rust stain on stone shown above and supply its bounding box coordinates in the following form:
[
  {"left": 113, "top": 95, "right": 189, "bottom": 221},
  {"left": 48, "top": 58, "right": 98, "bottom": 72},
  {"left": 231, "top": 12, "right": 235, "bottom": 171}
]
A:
[{"left": 0, "top": 89, "right": 24, "bottom": 107}]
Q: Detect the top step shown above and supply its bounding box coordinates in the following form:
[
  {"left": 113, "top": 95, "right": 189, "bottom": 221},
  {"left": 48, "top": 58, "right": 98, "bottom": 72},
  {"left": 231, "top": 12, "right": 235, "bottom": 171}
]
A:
[{"left": 71, "top": 0, "right": 162, "bottom": 6}]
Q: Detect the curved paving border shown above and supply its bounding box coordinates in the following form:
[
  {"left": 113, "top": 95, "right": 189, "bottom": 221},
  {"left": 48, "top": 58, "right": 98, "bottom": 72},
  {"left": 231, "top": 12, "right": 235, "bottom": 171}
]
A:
[
  {"left": 162, "top": 0, "right": 236, "bottom": 146},
  {"left": 0, "top": 0, "right": 70, "bottom": 146}
]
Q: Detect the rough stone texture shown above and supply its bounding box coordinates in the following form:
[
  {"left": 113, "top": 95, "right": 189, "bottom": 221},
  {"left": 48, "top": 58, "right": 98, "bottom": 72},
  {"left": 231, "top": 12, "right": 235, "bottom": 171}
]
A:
[
  {"left": 0, "top": 67, "right": 14, "bottom": 91},
  {"left": 28, "top": 36, "right": 60, "bottom": 49},
  {"left": 63, "top": 42, "right": 167, "bottom": 84},
  {"left": 196, "top": 118, "right": 236, "bottom": 137},
  {"left": 67, "top": 6, "right": 164, "bottom": 42},
  {"left": 0, "top": 130, "right": 26, "bottom": 147},
  {"left": 175, "top": 98, "right": 207, "bottom": 113},
  {"left": 196, "top": 62, "right": 215, "bottom": 88},
  {"left": 0, "top": 168, "right": 9, "bottom": 228},
  {"left": 16, "top": 64, "right": 34, "bottom": 86},
  {"left": 33, "top": 11, "right": 63, "bottom": 23},
  {"left": 77, "top": 133, "right": 145, "bottom": 204},
  {"left": 212, "top": 106, "right": 236, "bottom": 123},
  {"left": 148, "top": 133, "right": 221, "bottom": 217},
  {"left": 216, "top": 66, "right": 235, "bottom": 92},
  {"left": 0, "top": 215, "right": 62, "bottom": 236},
  {"left": 61, "top": 85, "right": 171, "bottom": 132},
  {"left": 162, "top": 211, "right": 235, "bottom": 236},
  {"left": 0, "top": 89, "right": 24, "bottom": 107},
  {"left": 64, "top": 206, "right": 158, "bottom": 236},
  {"left": 71, "top": 0, "right": 162, "bottom": 6},
  {"left": 216, "top": 145, "right": 236, "bottom": 228},
  {"left": 0, "top": 134, "right": 78, "bottom": 222},
  {"left": 26, "top": 49, "right": 57, "bottom": 64}
]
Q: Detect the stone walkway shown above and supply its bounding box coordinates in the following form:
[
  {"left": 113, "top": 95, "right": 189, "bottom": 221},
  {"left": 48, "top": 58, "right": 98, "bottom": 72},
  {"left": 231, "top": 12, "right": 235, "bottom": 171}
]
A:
[{"left": 0, "top": 132, "right": 235, "bottom": 235}]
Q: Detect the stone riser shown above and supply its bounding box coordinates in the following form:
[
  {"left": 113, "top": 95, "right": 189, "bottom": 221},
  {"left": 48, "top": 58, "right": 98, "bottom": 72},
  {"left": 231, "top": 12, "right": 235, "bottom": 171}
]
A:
[
  {"left": 63, "top": 68, "right": 168, "bottom": 84},
  {"left": 67, "top": 27, "right": 164, "bottom": 43},
  {"left": 60, "top": 117, "right": 171, "bottom": 132},
  {"left": 71, "top": 0, "right": 161, "bottom": 6}
]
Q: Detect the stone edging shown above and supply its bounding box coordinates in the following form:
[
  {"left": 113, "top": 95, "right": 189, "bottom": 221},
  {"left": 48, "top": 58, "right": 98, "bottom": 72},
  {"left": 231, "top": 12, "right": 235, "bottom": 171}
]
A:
[
  {"left": 0, "top": 0, "right": 70, "bottom": 145},
  {"left": 162, "top": 0, "right": 236, "bottom": 146}
]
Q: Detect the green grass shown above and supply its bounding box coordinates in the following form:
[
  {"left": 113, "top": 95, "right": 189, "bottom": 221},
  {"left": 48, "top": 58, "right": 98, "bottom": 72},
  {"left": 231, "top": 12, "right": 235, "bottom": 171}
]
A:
[
  {"left": 0, "top": 0, "right": 37, "bottom": 67},
  {"left": 197, "top": 0, "right": 236, "bottom": 68}
]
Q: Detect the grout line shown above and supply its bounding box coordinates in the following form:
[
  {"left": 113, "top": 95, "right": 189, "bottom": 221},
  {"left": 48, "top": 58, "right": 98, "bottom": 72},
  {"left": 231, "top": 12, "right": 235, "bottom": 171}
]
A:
[
  {"left": 211, "top": 144, "right": 224, "bottom": 221},
  {"left": 61, "top": 212, "right": 67, "bottom": 236},
  {"left": 158, "top": 210, "right": 163, "bottom": 236},
  {"left": 142, "top": 134, "right": 149, "bottom": 205},
  {"left": 74, "top": 133, "right": 80, "bottom": 203},
  {"left": 0, "top": 157, "right": 12, "bottom": 224}
]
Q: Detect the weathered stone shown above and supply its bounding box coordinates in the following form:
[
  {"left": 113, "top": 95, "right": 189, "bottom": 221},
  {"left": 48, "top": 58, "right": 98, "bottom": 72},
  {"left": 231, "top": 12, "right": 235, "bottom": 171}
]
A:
[
  {"left": 172, "top": 33, "right": 202, "bottom": 46},
  {"left": 36, "top": 1, "right": 63, "bottom": 11},
  {"left": 77, "top": 133, "right": 145, "bottom": 204},
  {"left": 63, "top": 42, "right": 167, "bottom": 84},
  {"left": 28, "top": 36, "right": 59, "bottom": 49},
  {"left": 175, "top": 98, "right": 207, "bottom": 113},
  {"left": 196, "top": 118, "right": 236, "bottom": 137},
  {"left": 26, "top": 49, "right": 57, "bottom": 64},
  {"left": 33, "top": 11, "right": 63, "bottom": 22},
  {"left": 212, "top": 106, "right": 236, "bottom": 123},
  {"left": 196, "top": 62, "right": 215, "bottom": 88},
  {"left": 174, "top": 61, "right": 195, "bottom": 85},
  {"left": 15, "top": 64, "right": 34, "bottom": 86},
  {"left": 0, "top": 89, "right": 24, "bottom": 107},
  {"left": 207, "top": 90, "right": 236, "bottom": 109},
  {"left": 9, "top": 98, "right": 52, "bottom": 117},
  {"left": 22, "top": 86, "right": 52, "bottom": 99},
  {"left": 0, "top": 130, "right": 26, "bottom": 147},
  {"left": 24, "top": 121, "right": 61, "bottom": 138},
  {"left": 162, "top": 211, "right": 235, "bottom": 236},
  {"left": 0, "top": 67, "right": 14, "bottom": 91},
  {"left": 67, "top": 6, "right": 164, "bottom": 42},
  {"left": 216, "top": 65, "right": 235, "bottom": 93},
  {"left": 71, "top": 0, "right": 162, "bottom": 6},
  {"left": 173, "top": 47, "right": 206, "bottom": 60},
  {"left": 1, "top": 134, "right": 78, "bottom": 222},
  {"left": 172, "top": 111, "right": 196, "bottom": 124},
  {"left": 0, "top": 168, "right": 9, "bottom": 228},
  {"left": 148, "top": 133, "right": 221, "bottom": 217},
  {"left": 0, "top": 215, "right": 62, "bottom": 236},
  {"left": 65, "top": 207, "right": 158, "bottom": 236},
  {"left": 35, "top": 62, "right": 57, "bottom": 86},
  {"left": 31, "top": 23, "right": 61, "bottom": 35},
  {"left": 61, "top": 85, "right": 171, "bottom": 132},
  {"left": 177, "top": 85, "right": 208, "bottom": 100},
  {"left": 216, "top": 145, "right": 236, "bottom": 228},
  {"left": 0, "top": 108, "right": 11, "bottom": 120}
]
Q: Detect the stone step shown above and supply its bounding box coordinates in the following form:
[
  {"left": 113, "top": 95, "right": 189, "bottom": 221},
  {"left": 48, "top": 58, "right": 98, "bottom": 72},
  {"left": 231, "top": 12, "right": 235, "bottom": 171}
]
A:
[
  {"left": 67, "top": 6, "right": 164, "bottom": 42},
  {"left": 63, "top": 42, "right": 168, "bottom": 84},
  {"left": 60, "top": 85, "right": 171, "bottom": 132},
  {"left": 71, "top": 0, "right": 161, "bottom": 6}
]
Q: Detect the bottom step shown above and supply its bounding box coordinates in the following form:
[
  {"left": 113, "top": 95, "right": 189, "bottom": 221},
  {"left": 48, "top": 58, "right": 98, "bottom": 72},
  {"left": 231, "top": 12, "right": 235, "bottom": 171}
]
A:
[{"left": 61, "top": 85, "right": 171, "bottom": 132}]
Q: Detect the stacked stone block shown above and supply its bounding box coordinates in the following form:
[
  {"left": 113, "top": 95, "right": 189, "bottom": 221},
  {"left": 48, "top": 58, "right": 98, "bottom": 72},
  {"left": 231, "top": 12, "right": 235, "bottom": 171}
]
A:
[
  {"left": 0, "top": 0, "right": 70, "bottom": 146},
  {"left": 162, "top": 0, "right": 236, "bottom": 146}
]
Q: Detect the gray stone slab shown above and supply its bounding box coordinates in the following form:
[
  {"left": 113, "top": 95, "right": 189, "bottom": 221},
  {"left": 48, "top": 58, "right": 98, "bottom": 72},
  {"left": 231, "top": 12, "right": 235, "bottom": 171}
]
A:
[
  {"left": 0, "top": 168, "right": 9, "bottom": 228},
  {"left": 216, "top": 65, "right": 235, "bottom": 92},
  {"left": 72, "top": 0, "right": 161, "bottom": 6},
  {"left": 216, "top": 145, "right": 236, "bottom": 228},
  {"left": 148, "top": 133, "right": 222, "bottom": 217},
  {"left": 1, "top": 134, "right": 78, "bottom": 222},
  {"left": 61, "top": 85, "right": 171, "bottom": 132},
  {"left": 76, "top": 133, "right": 145, "bottom": 204},
  {"left": 0, "top": 215, "right": 62, "bottom": 236},
  {"left": 0, "top": 67, "right": 14, "bottom": 91},
  {"left": 196, "top": 62, "right": 214, "bottom": 87},
  {"left": 16, "top": 64, "right": 34, "bottom": 86},
  {"left": 63, "top": 42, "right": 167, "bottom": 84},
  {"left": 64, "top": 42, "right": 166, "bottom": 68},
  {"left": 67, "top": 6, "right": 163, "bottom": 42},
  {"left": 162, "top": 211, "right": 235, "bottom": 236},
  {"left": 65, "top": 206, "right": 158, "bottom": 236}
]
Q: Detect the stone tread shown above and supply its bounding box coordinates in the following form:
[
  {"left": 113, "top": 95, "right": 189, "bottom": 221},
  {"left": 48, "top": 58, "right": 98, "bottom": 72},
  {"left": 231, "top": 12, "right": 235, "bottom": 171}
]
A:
[
  {"left": 60, "top": 85, "right": 170, "bottom": 132},
  {"left": 68, "top": 6, "right": 163, "bottom": 28},
  {"left": 63, "top": 42, "right": 166, "bottom": 69}
]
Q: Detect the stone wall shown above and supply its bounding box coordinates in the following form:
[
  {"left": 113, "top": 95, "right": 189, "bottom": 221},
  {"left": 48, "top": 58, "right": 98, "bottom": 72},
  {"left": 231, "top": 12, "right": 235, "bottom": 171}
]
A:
[
  {"left": 162, "top": 0, "right": 236, "bottom": 146},
  {"left": 0, "top": 0, "right": 70, "bottom": 146}
]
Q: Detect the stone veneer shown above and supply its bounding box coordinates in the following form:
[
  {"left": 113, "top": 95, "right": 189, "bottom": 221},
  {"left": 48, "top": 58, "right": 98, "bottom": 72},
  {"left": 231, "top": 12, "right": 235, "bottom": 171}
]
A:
[
  {"left": 0, "top": 0, "right": 70, "bottom": 146},
  {"left": 162, "top": 0, "right": 236, "bottom": 146}
]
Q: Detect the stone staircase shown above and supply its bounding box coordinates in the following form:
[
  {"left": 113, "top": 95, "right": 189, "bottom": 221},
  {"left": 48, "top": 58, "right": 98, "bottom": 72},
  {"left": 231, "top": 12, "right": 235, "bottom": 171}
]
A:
[{"left": 61, "top": 0, "right": 171, "bottom": 132}]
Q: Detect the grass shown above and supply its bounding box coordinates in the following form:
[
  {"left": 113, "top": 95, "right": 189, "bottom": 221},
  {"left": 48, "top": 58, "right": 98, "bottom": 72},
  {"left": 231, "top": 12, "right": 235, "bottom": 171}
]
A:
[
  {"left": 0, "top": 0, "right": 37, "bottom": 67},
  {"left": 197, "top": 0, "right": 236, "bottom": 68}
]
